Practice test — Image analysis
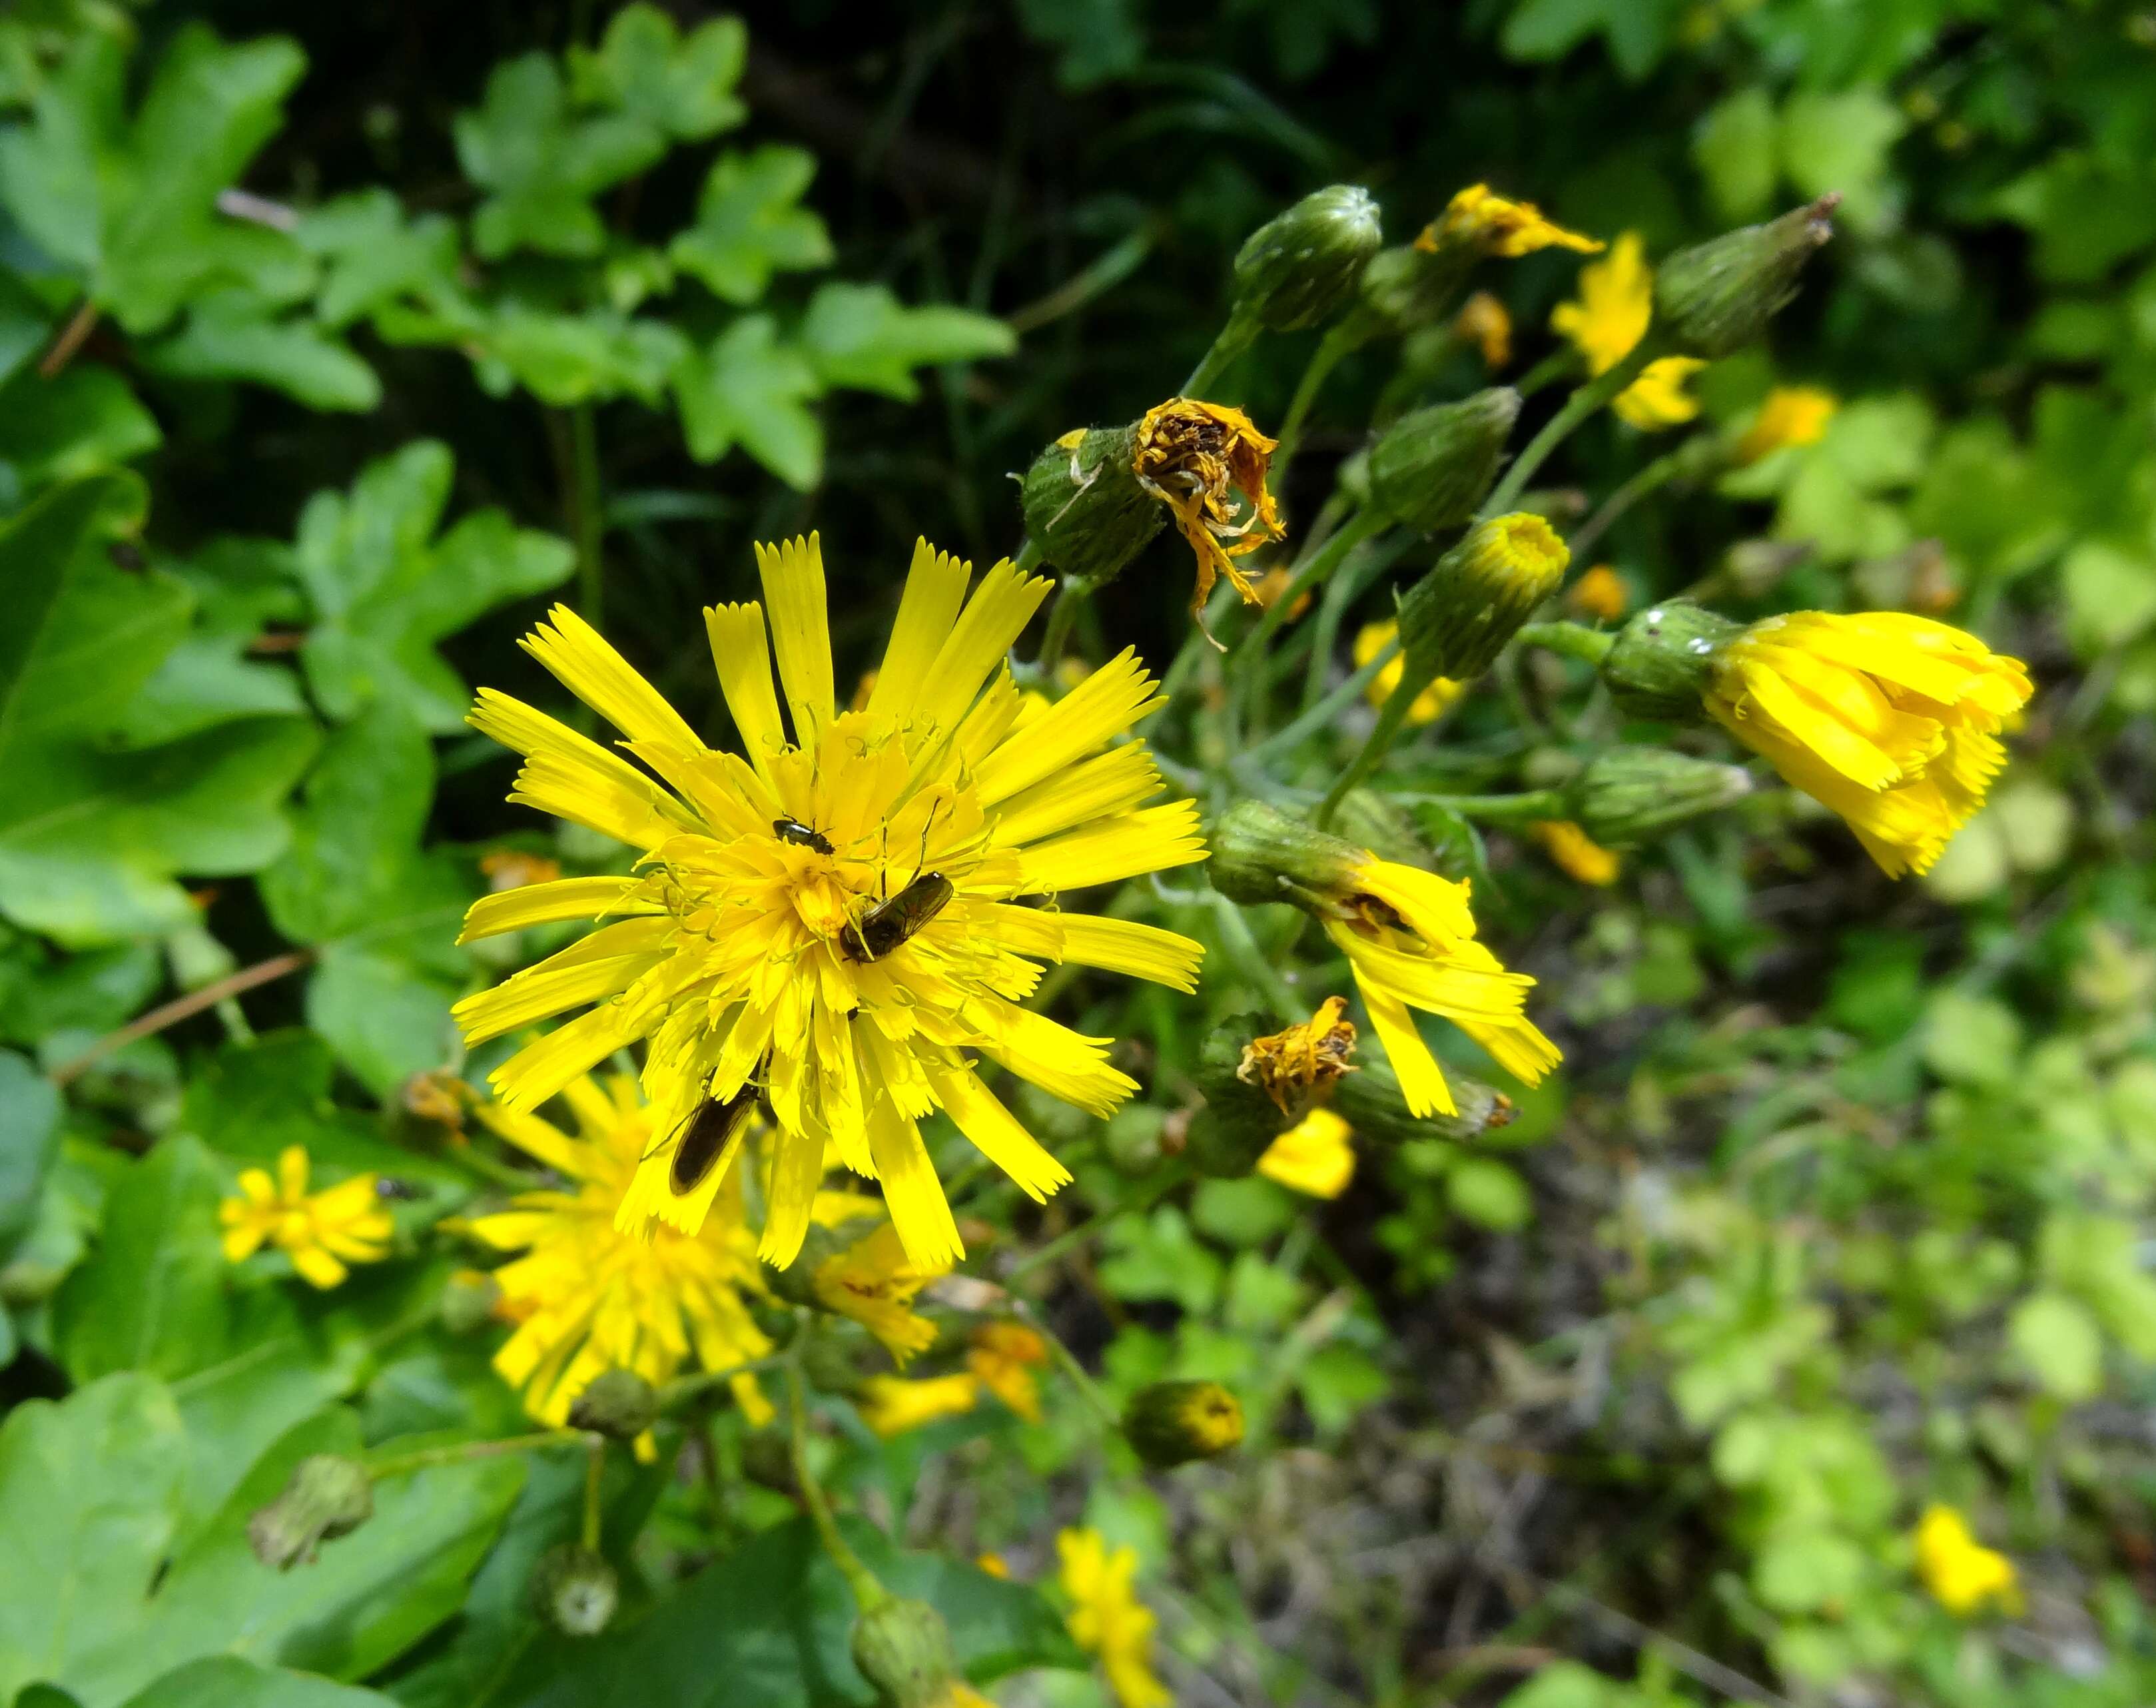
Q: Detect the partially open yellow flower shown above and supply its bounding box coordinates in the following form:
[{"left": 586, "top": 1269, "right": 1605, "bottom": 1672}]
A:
[
  {"left": 1058, "top": 1528, "right": 1169, "bottom": 1708},
  {"left": 454, "top": 536, "right": 1206, "bottom": 1270},
  {"left": 1417, "top": 185, "right": 1603, "bottom": 259},
  {"left": 1257, "top": 1107, "right": 1356, "bottom": 1199},
  {"left": 814, "top": 1218, "right": 946, "bottom": 1367},
  {"left": 859, "top": 1372, "right": 980, "bottom": 1438},
  {"left": 1238, "top": 995, "right": 1357, "bottom": 1115},
  {"left": 966, "top": 1322, "right": 1050, "bottom": 1422},
  {"left": 219, "top": 1146, "right": 392, "bottom": 1290},
  {"left": 1550, "top": 234, "right": 1706, "bottom": 430},
  {"left": 462, "top": 1075, "right": 774, "bottom": 1449},
  {"left": 1707, "top": 612, "right": 2033, "bottom": 877},
  {"left": 1355, "top": 620, "right": 1466, "bottom": 726},
  {"left": 1914, "top": 1504, "right": 2022, "bottom": 1616},
  {"left": 1734, "top": 385, "right": 1838, "bottom": 465},
  {"left": 1529, "top": 820, "right": 1622, "bottom": 886},
  {"left": 1131, "top": 399, "right": 1285, "bottom": 626},
  {"left": 1455, "top": 291, "right": 1513, "bottom": 369},
  {"left": 1566, "top": 565, "right": 1628, "bottom": 623}
]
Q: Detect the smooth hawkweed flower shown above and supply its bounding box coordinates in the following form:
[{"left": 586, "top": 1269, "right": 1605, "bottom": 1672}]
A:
[
  {"left": 1914, "top": 1504, "right": 2022, "bottom": 1616},
  {"left": 220, "top": 1146, "right": 392, "bottom": 1290},
  {"left": 1706, "top": 612, "right": 2033, "bottom": 877},
  {"left": 1122, "top": 1379, "right": 1245, "bottom": 1468},
  {"left": 1734, "top": 385, "right": 1838, "bottom": 466},
  {"left": 454, "top": 536, "right": 1206, "bottom": 1270},
  {"left": 1397, "top": 512, "right": 1569, "bottom": 685},
  {"left": 1530, "top": 820, "right": 1622, "bottom": 886},
  {"left": 814, "top": 1218, "right": 946, "bottom": 1367},
  {"left": 1058, "top": 1528, "right": 1170, "bottom": 1708},
  {"left": 1131, "top": 400, "right": 1285, "bottom": 630},
  {"left": 859, "top": 1372, "right": 981, "bottom": 1438},
  {"left": 1355, "top": 622, "right": 1465, "bottom": 726},
  {"left": 460, "top": 1074, "right": 774, "bottom": 1451},
  {"left": 1549, "top": 234, "right": 1707, "bottom": 430},
  {"left": 1566, "top": 564, "right": 1628, "bottom": 622},
  {"left": 1416, "top": 185, "right": 1603, "bottom": 259},
  {"left": 966, "top": 1322, "right": 1049, "bottom": 1422},
  {"left": 1238, "top": 995, "right": 1357, "bottom": 1116},
  {"left": 1455, "top": 291, "right": 1513, "bottom": 368},
  {"left": 1257, "top": 1107, "right": 1356, "bottom": 1199}
]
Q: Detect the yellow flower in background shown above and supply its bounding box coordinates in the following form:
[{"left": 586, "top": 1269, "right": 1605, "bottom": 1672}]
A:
[
  {"left": 1566, "top": 565, "right": 1628, "bottom": 623},
  {"left": 481, "top": 848, "right": 561, "bottom": 891},
  {"left": 454, "top": 536, "right": 1206, "bottom": 1270},
  {"left": 1915, "top": 1504, "right": 2022, "bottom": 1616},
  {"left": 219, "top": 1146, "right": 392, "bottom": 1290},
  {"left": 966, "top": 1322, "right": 1050, "bottom": 1422},
  {"left": 1417, "top": 185, "right": 1603, "bottom": 258},
  {"left": 1059, "top": 1529, "right": 1170, "bottom": 1708},
  {"left": 1707, "top": 612, "right": 2033, "bottom": 877},
  {"left": 1257, "top": 1107, "right": 1356, "bottom": 1199},
  {"left": 1530, "top": 820, "right": 1622, "bottom": 886},
  {"left": 1131, "top": 399, "right": 1286, "bottom": 623},
  {"left": 1549, "top": 233, "right": 1707, "bottom": 430},
  {"left": 859, "top": 1372, "right": 981, "bottom": 1438},
  {"left": 976, "top": 1552, "right": 1011, "bottom": 1577},
  {"left": 1734, "top": 385, "right": 1838, "bottom": 465},
  {"left": 1238, "top": 995, "right": 1357, "bottom": 1115},
  {"left": 461, "top": 1074, "right": 774, "bottom": 1450},
  {"left": 814, "top": 1218, "right": 946, "bottom": 1367},
  {"left": 1455, "top": 290, "right": 1513, "bottom": 369},
  {"left": 1355, "top": 620, "right": 1466, "bottom": 725},
  {"left": 1325, "top": 856, "right": 1560, "bottom": 1119}
]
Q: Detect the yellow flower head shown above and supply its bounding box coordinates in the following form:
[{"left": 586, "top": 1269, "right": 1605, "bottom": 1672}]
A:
[
  {"left": 966, "top": 1321, "right": 1050, "bottom": 1422},
  {"left": 814, "top": 1218, "right": 947, "bottom": 1368},
  {"left": 1734, "top": 384, "right": 1838, "bottom": 466},
  {"left": 1566, "top": 564, "right": 1628, "bottom": 623},
  {"left": 1549, "top": 233, "right": 1706, "bottom": 430},
  {"left": 481, "top": 848, "right": 562, "bottom": 891},
  {"left": 1131, "top": 399, "right": 1286, "bottom": 626},
  {"left": 1057, "top": 1528, "right": 1169, "bottom": 1708},
  {"left": 219, "top": 1146, "right": 392, "bottom": 1290},
  {"left": 1257, "top": 1107, "right": 1355, "bottom": 1199},
  {"left": 1325, "top": 857, "right": 1560, "bottom": 1119},
  {"left": 1237, "top": 995, "right": 1358, "bottom": 1116},
  {"left": 1355, "top": 620, "right": 1466, "bottom": 726},
  {"left": 1914, "top": 1504, "right": 2022, "bottom": 1616},
  {"left": 1529, "top": 820, "right": 1622, "bottom": 886},
  {"left": 1454, "top": 290, "right": 1513, "bottom": 369},
  {"left": 454, "top": 536, "right": 1206, "bottom": 1270},
  {"left": 859, "top": 1371, "right": 980, "bottom": 1438},
  {"left": 1417, "top": 185, "right": 1604, "bottom": 259},
  {"left": 1706, "top": 611, "right": 2033, "bottom": 877},
  {"left": 462, "top": 1074, "right": 774, "bottom": 1448},
  {"left": 402, "top": 1068, "right": 472, "bottom": 1130}
]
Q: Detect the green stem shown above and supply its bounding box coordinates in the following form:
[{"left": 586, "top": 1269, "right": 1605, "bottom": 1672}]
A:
[
  {"left": 1401, "top": 788, "right": 1567, "bottom": 824},
  {"left": 366, "top": 1427, "right": 589, "bottom": 1482},
  {"left": 1242, "top": 636, "right": 1397, "bottom": 769},
  {"left": 1515, "top": 621, "right": 1617, "bottom": 666},
  {"left": 1230, "top": 507, "right": 1382, "bottom": 681},
  {"left": 1301, "top": 532, "right": 1407, "bottom": 712},
  {"left": 785, "top": 1344, "right": 888, "bottom": 1612},
  {"left": 1315, "top": 680, "right": 1418, "bottom": 828},
  {"left": 580, "top": 1436, "right": 605, "bottom": 1551},
  {"left": 1035, "top": 572, "right": 1098, "bottom": 673},
  {"left": 1513, "top": 348, "right": 1578, "bottom": 400},
  {"left": 1480, "top": 340, "right": 1659, "bottom": 520},
  {"left": 1209, "top": 889, "right": 1303, "bottom": 1015},
  {"left": 1012, "top": 536, "right": 1042, "bottom": 574},
  {"left": 1182, "top": 307, "right": 1260, "bottom": 395},
  {"left": 1567, "top": 449, "right": 1684, "bottom": 559},
  {"left": 569, "top": 403, "right": 604, "bottom": 626},
  {"left": 1008, "top": 1300, "right": 1122, "bottom": 1430},
  {"left": 1006, "top": 1164, "right": 1190, "bottom": 1284},
  {"left": 1271, "top": 320, "right": 1367, "bottom": 486},
  {"left": 657, "top": 1354, "right": 788, "bottom": 1411}
]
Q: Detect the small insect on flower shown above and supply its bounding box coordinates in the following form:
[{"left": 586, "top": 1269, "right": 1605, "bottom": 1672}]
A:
[
  {"left": 653, "top": 1076, "right": 764, "bottom": 1197},
  {"left": 374, "top": 1177, "right": 428, "bottom": 1201},
  {"left": 839, "top": 871, "right": 955, "bottom": 962},
  {"left": 771, "top": 817, "right": 835, "bottom": 855}
]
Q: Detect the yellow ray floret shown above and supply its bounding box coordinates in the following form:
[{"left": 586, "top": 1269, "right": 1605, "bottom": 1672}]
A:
[
  {"left": 1549, "top": 232, "right": 1706, "bottom": 431},
  {"left": 455, "top": 535, "right": 1207, "bottom": 1270}
]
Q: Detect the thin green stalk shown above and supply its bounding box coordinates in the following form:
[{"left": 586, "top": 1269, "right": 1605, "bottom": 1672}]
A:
[
  {"left": 785, "top": 1347, "right": 889, "bottom": 1612},
  {"left": 1230, "top": 507, "right": 1382, "bottom": 686},
  {"left": 580, "top": 1436, "right": 605, "bottom": 1550},
  {"left": 1209, "top": 889, "right": 1303, "bottom": 1015},
  {"left": 657, "top": 1353, "right": 787, "bottom": 1410},
  {"left": 1567, "top": 448, "right": 1684, "bottom": 558},
  {"left": 1271, "top": 320, "right": 1367, "bottom": 486},
  {"left": 1009, "top": 1299, "right": 1123, "bottom": 1431},
  {"left": 1301, "top": 532, "right": 1407, "bottom": 712},
  {"left": 366, "top": 1427, "right": 589, "bottom": 1482},
  {"left": 1315, "top": 679, "right": 1419, "bottom": 827},
  {"left": 1512, "top": 348, "right": 1578, "bottom": 400},
  {"left": 1012, "top": 536, "right": 1042, "bottom": 574},
  {"left": 1243, "top": 637, "right": 1397, "bottom": 769},
  {"left": 1397, "top": 788, "right": 1567, "bottom": 824},
  {"left": 1006, "top": 1163, "right": 1190, "bottom": 1283},
  {"left": 569, "top": 403, "right": 604, "bottom": 625},
  {"left": 1514, "top": 620, "right": 1617, "bottom": 666},
  {"left": 1479, "top": 340, "right": 1658, "bottom": 520},
  {"left": 1035, "top": 572, "right": 1097, "bottom": 673},
  {"left": 1182, "top": 306, "right": 1260, "bottom": 395}
]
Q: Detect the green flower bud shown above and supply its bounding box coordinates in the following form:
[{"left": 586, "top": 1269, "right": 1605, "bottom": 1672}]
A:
[
  {"left": 1233, "top": 185, "right": 1383, "bottom": 332},
  {"left": 1565, "top": 747, "right": 1754, "bottom": 846},
  {"left": 247, "top": 1454, "right": 374, "bottom": 1570},
  {"left": 1332, "top": 1058, "right": 1515, "bottom": 1149},
  {"left": 532, "top": 1543, "right": 619, "bottom": 1637},
  {"left": 1367, "top": 388, "right": 1520, "bottom": 534},
  {"left": 567, "top": 1369, "right": 661, "bottom": 1442},
  {"left": 1019, "top": 424, "right": 1162, "bottom": 584},
  {"left": 1653, "top": 195, "right": 1839, "bottom": 360},
  {"left": 1207, "top": 799, "right": 1366, "bottom": 917},
  {"left": 1599, "top": 602, "right": 1742, "bottom": 720},
  {"left": 1357, "top": 242, "right": 1474, "bottom": 336},
  {"left": 1397, "top": 512, "right": 1569, "bottom": 682},
  {"left": 1329, "top": 788, "right": 1432, "bottom": 869},
  {"left": 1123, "top": 1380, "right": 1246, "bottom": 1468},
  {"left": 851, "top": 1595, "right": 958, "bottom": 1708}
]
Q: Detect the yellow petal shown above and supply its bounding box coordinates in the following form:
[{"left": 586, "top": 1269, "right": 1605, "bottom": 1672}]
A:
[
  {"left": 1048, "top": 915, "right": 1203, "bottom": 992},
  {"left": 910, "top": 559, "right": 1052, "bottom": 749},
  {"left": 520, "top": 604, "right": 705, "bottom": 753},
  {"left": 705, "top": 602, "right": 789, "bottom": 773},
  {"left": 925, "top": 1062, "right": 1074, "bottom": 1202},
  {"left": 1016, "top": 801, "right": 1206, "bottom": 894},
  {"left": 988, "top": 742, "right": 1163, "bottom": 847},
  {"left": 755, "top": 535, "right": 837, "bottom": 743},
  {"left": 973, "top": 649, "right": 1165, "bottom": 805},
  {"left": 869, "top": 539, "right": 972, "bottom": 731},
  {"left": 459, "top": 875, "right": 651, "bottom": 945}
]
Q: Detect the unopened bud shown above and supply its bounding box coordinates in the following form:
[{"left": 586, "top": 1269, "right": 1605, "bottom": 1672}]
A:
[
  {"left": 1654, "top": 195, "right": 1838, "bottom": 360},
  {"left": 1329, "top": 788, "right": 1431, "bottom": 869},
  {"left": 532, "top": 1543, "right": 619, "bottom": 1636},
  {"left": 1207, "top": 799, "right": 1365, "bottom": 917},
  {"left": 1397, "top": 512, "right": 1568, "bottom": 682},
  {"left": 1566, "top": 747, "right": 1754, "bottom": 846},
  {"left": 1020, "top": 424, "right": 1162, "bottom": 585},
  {"left": 567, "top": 1369, "right": 660, "bottom": 1441},
  {"left": 1357, "top": 243, "right": 1473, "bottom": 336},
  {"left": 1367, "top": 389, "right": 1519, "bottom": 534},
  {"left": 248, "top": 1454, "right": 373, "bottom": 1569},
  {"left": 1599, "top": 602, "right": 1742, "bottom": 720},
  {"left": 1123, "top": 1380, "right": 1246, "bottom": 1468},
  {"left": 1333, "top": 1058, "right": 1514, "bottom": 1148},
  {"left": 851, "top": 1595, "right": 958, "bottom": 1708},
  {"left": 1233, "top": 185, "right": 1383, "bottom": 332}
]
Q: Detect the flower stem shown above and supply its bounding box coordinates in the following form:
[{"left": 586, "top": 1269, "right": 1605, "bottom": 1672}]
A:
[
  {"left": 785, "top": 1342, "right": 888, "bottom": 1613},
  {"left": 1480, "top": 341, "right": 1658, "bottom": 520},
  {"left": 1567, "top": 449, "right": 1685, "bottom": 559},
  {"left": 1007, "top": 1299, "right": 1122, "bottom": 1431},
  {"left": 366, "top": 1427, "right": 591, "bottom": 1482},
  {"left": 580, "top": 1435, "right": 605, "bottom": 1551},
  {"left": 1208, "top": 889, "right": 1303, "bottom": 1016},
  {"left": 657, "top": 1354, "right": 787, "bottom": 1411},
  {"left": 1315, "top": 681, "right": 1419, "bottom": 828},
  {"left": 49, "top": 948, "right": 314, "bottom": 1085},
  {"left": 1515, "top": 621, "right": 1617, "bottom": 666},
  {"left": 1271, "top": 320, "right": 1368, "bottom": 488},
  {"left": 1401, "top": 789, "right": 1568, "bottom": 824},
  {"left": 1242, "top": 636, "right": 1397, "bottom": 769},
  {"left": 1182, "top": 307, "right": 1260, "bottom": 395},
  {"left": 1036, "top": 571, "right": 1098, "bottom": 673},
  {"left": 1230, "top": 507, "right": 1382, "bottom": 683},
  {"left": 569, "top": 403, "right": 605, "bottom": 626}
]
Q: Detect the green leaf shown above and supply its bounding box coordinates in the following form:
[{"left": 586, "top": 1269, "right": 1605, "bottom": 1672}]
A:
[
  {"left": 1011, "top": 0, "right": 1146, "bottom": 89},
  {"left": 1778, "top": 91, "right": 1905, "bottom": 230},
  {"left": 0, "top": 1052, "right": 60, "bottom": 1257},
  {"left": 294, "top": 191, "right": 462, "bottom": 332},
  {"left": 113, "top": 540, "right": 309, "bottom": 748},
  {"left": 0, "top": 478, "right": 130, "bottom": 749},
  {"left": 1446, "top": 1156, "right": 1532, "bottom": 1231},
  {"left": 567, "top": 6, "right": 747, "bottom": 143},
  {"left": 0, "top": 267, "right": 55, "bottom": 390},
  {"left": 1693, "top": 89, "right": 1778, "bottom": 222},
  {"left": 2009, "top": 1291, "right": 2103, "bottom": 1401},
  {"left": 291, "top": 442, "right": 574, "bottom": 731},
  {"left": 472, "top": 305, "right": 686, "bottom": 408},
  {"left": 1921, "top": 989, "right": 2021, "bottom": 1088},
  {"left": 456, "top": 54, "right": 665, "bottom": 262},
  {"left": 668, "top": 147, "right": 834, "bottom": 306},
  {"left": 672, "top": 314, "right": 823, "bottom": 488},
  {"left": 1499, "top": 0, "right": 1682, "bottom": 81},
  {"left": 143, "top": 292, "right": 380, "bottom": 413},
  {"left": 119, "top": 1657, "right": 397, "bottom": 1708},
  {"left": 1752, "top": 1528, "right": 1868, "bottom": 1615},
  {"left": 799, "top": 283, "right": 1014, "bottom": 402},
  {"left": 0, "top": 364, "right": 161, "bottom": 492}
]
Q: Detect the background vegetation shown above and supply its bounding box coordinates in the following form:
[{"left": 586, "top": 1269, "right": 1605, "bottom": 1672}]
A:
[{"left": 4, "top": 1, "right": 2156, "bottom": 1705}]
